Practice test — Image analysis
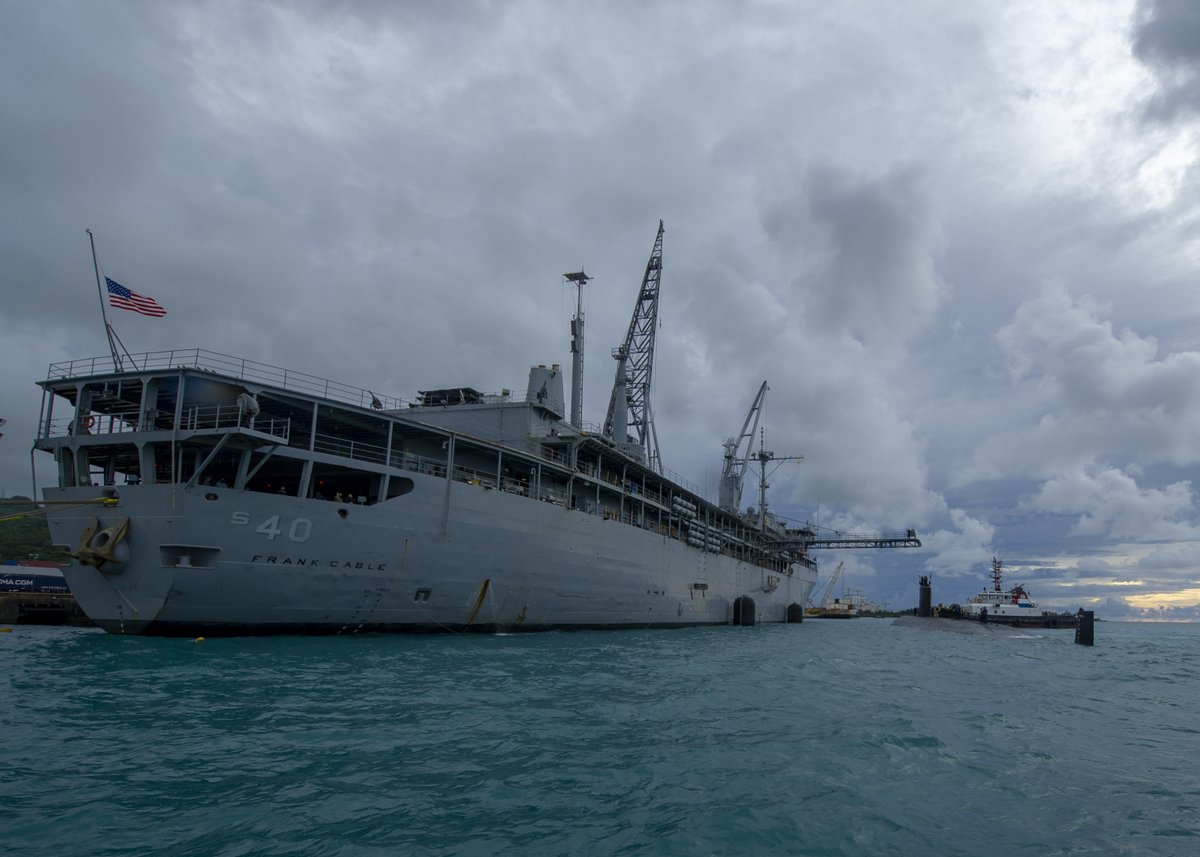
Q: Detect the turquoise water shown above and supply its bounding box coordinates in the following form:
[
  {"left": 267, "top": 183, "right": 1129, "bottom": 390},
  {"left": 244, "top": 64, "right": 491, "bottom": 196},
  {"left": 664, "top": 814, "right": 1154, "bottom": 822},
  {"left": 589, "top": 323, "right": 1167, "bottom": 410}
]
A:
[{"left": 2, "top": 620, "right": 1197, "bottom": 856}]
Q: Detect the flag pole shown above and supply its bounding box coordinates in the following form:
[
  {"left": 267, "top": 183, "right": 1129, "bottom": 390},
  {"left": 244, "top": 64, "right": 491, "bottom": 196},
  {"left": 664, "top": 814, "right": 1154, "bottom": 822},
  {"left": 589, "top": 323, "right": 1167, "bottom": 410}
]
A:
[{"left": 87, "top": 228, "right": 123, "bottom": 371}]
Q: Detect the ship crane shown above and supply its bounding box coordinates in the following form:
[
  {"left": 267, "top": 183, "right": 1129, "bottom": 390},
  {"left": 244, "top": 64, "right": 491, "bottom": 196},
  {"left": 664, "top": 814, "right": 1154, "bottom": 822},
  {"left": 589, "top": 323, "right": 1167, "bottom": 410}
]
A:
[
  {"left": 718, "top": 380, "right": 768, "bottom": 514},
  {"left": 717, "top": 382, "right": 922, "bottom": 551},
  {"left": 717, "top": 379, "right": 803, "bottom": 533},
  {"left": 810, "top": 561, "right": 845, "bottom": 609},
  {"left": 604, "top": 220, "right": 665, "bottom": 471}
]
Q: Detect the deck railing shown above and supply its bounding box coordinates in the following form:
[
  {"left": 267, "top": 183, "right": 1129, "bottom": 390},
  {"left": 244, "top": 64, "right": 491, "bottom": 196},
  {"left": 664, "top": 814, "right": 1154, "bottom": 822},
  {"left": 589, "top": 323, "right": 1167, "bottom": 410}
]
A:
[
  {"left": 45, "top": 348, "right": 413, "bottom": 412},
  {"left": 45, "top": 349, "right": 710, "bottom": 496},
  {"left": 43, "top": 405, "right": 291, "bottom": 444},
  {"left": 45, "top": 348, "right": 551, "bottom": 417}
]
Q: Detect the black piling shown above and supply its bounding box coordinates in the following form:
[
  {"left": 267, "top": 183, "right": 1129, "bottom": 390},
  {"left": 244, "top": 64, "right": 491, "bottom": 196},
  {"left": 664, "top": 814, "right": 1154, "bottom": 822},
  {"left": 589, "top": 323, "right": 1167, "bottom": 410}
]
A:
[{"left": 1074, "top": 610, "right": 1095, "bottom": 646}]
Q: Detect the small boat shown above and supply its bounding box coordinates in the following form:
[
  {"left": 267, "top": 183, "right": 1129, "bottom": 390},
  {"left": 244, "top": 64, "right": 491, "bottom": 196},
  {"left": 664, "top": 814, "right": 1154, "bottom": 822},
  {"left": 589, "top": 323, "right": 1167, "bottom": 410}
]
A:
[{"left": 961, "top": 558, "right": 1079, "bottom": 629}]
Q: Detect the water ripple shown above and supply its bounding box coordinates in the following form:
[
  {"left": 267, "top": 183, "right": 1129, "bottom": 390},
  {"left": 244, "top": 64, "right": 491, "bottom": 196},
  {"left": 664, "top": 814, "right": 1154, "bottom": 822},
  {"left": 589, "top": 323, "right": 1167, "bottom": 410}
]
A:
[{"left": 2, "top": 620, "right": 1197, "bottom": 855}]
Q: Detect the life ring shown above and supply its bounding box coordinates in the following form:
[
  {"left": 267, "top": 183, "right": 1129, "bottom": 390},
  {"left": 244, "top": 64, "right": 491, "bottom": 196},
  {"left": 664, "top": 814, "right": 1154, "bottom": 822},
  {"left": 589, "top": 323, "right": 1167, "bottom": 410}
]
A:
[{"left": 81, "top": 416, "right": 96, "bottom": 431}]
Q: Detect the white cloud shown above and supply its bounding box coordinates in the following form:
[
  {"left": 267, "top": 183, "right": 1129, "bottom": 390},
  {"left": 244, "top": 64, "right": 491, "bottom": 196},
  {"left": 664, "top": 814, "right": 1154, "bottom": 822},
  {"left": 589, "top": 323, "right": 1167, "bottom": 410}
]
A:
[
  {"left": 1020, "top": 463, "right": 1197, "bottom": 541},
  {"left": 914, "top": 508, "right": 996, "bottom": 576},
  {"left": 969, "top": 286, "right": 1200, "bottom": 480}
]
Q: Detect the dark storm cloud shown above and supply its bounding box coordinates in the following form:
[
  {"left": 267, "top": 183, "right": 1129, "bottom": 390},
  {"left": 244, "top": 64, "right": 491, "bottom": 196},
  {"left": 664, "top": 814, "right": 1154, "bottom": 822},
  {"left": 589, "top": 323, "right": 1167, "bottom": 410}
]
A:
[
  {"left": 1132, "top": 0, "right": 1200, "bottom": 120},
  {"left": 758, "top": 161, "right": 942, "bottom": 352},
  {"left": 0, "top": 3, "right": 191, "bottom": 325},
  {"left": 803, "top": 164, "right": 940, "bottom": 347}
]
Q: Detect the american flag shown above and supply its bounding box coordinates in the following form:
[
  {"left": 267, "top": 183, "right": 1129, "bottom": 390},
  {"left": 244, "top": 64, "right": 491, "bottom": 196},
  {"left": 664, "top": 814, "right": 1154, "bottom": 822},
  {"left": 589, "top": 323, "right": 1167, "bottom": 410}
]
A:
[{"left": 105, "top": 277, "right": 167, "bottom": 317}]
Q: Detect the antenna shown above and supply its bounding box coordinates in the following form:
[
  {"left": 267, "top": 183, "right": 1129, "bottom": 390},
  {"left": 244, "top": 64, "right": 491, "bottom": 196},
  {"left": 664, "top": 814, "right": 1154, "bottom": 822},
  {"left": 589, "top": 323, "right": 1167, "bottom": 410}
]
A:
[{"left": 753, "top": 426, "right": 803, "bottom": 534}]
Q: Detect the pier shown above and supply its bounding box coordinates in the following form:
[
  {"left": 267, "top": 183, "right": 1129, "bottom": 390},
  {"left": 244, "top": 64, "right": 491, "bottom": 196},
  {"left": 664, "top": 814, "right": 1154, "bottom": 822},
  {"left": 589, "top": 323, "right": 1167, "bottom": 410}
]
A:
[{"left": 0, "top": 592, "right": 92, "bottom": 627}]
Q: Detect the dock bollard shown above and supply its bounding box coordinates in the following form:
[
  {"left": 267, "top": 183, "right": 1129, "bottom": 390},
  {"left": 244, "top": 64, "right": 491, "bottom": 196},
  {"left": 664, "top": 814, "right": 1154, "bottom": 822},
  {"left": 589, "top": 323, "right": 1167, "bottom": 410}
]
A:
[{"left": 1074, "top": 610, "right": 1094, "bottom": 646}]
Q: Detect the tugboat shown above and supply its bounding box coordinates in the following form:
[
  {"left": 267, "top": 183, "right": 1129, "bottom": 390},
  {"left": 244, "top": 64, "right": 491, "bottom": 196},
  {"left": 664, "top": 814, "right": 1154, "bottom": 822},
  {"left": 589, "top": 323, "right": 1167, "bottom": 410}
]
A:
[{"left": 962, "top": 558, "right": 1079, "bottom": 629}]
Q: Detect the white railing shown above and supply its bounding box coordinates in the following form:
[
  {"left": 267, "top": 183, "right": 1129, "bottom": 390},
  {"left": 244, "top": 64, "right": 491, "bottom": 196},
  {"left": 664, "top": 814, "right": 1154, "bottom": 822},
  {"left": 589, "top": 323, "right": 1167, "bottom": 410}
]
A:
[
  {"left": 44, "top": 350, "right": 712, "bottom": 500},
  {"left": 45, "top": 348, "right": 411, "bottom": 412},
  {"left": 44, "top": 405, "right": 290, "bottom": 443}
]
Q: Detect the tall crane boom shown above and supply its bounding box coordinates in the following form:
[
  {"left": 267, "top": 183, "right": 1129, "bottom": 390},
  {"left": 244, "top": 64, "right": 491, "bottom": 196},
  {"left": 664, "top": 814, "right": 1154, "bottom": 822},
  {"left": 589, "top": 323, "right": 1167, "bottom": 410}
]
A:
[
  {"left": 605, "top": 220, "right": 665, "bottom": 470},
  {"left": 812, "top": 561, "right": 845, "bottom": 609}
]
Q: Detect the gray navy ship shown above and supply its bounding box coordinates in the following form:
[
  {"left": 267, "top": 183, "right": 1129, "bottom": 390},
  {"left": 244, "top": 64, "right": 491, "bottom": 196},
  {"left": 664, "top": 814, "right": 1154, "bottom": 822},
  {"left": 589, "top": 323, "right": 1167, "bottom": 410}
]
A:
[{"left": 32, "top": 222, "right": 919, "bottom": 635}]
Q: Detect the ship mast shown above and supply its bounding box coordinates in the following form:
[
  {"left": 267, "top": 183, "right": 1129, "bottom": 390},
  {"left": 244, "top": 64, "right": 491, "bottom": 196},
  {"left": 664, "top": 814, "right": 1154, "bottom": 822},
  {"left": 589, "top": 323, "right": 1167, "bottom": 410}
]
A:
[
  {"left": 752, "top": 427, "right": 804, "bottom": 534},
  {"left": 87, "top": 228, "right": 134, "bottom": 372},
  {"left": 564, "top": 269, "right": 590, "bottom": 428},
  {"left": 604, "top": 220, "right": 665, "bottom": 470},
  {"left": 991, "top": 556, "right": 1004, "bottom": 592}
]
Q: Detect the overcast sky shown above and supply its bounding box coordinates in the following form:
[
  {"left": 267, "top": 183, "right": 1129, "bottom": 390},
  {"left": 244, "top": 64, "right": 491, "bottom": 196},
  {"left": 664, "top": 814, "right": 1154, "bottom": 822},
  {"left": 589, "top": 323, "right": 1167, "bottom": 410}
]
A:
[{"left": 3, "top": 0, "right": 1199, "bottom": 618}]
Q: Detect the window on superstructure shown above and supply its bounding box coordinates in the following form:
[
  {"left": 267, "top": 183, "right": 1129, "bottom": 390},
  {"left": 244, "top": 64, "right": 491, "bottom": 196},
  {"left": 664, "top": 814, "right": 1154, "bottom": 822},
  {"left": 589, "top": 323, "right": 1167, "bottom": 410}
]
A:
[
  {"left": 310, "top": 462, "right": 383, "bottom": 505},
  {"left": 245, "top": 458, "right": 306, "bottom": 497}
]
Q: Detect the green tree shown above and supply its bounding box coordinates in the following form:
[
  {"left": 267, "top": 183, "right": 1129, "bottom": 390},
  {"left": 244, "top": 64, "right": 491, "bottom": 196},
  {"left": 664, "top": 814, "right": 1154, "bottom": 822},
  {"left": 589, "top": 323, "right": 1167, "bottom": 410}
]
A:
[{"left": 0, "top": 498, "right": 70, "bottom": 563}]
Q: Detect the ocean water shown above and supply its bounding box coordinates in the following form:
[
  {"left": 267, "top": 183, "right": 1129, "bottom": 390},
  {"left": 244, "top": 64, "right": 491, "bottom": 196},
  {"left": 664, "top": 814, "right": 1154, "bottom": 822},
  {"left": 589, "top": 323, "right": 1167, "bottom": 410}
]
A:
[{"left": 1, "top": 619, "right": 1196, "bottom": 856}]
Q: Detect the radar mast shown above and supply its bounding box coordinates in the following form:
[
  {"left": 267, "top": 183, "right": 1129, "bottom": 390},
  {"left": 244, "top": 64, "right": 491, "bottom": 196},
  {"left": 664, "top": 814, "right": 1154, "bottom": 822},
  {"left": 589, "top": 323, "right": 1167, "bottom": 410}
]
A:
[{"left": 563, "top": 269, "right": 590, "bottom": 428}]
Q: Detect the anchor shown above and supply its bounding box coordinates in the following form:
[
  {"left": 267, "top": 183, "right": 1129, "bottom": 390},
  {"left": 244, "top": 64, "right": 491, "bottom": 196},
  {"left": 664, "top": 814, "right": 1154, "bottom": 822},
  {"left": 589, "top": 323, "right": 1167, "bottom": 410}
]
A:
[{"left": 69, "top": 516, "right": 132, "bottom": 572}]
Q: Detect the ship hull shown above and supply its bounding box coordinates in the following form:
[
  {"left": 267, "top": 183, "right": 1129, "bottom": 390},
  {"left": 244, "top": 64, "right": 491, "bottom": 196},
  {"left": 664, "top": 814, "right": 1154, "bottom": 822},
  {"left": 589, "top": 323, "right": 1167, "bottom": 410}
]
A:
[
  {"left": 961, "top": 612, "right": 1079, "bottom": 629},
  {"left": 45, "top": 479, "right": 816, "bottom": 636}
]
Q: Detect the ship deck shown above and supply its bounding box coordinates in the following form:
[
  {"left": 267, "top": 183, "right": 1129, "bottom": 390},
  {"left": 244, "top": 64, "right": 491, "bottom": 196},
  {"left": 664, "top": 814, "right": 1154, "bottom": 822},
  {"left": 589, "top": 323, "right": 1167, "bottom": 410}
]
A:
[{"left": 35, "top": 349, "right": 821, "bottom": 576}]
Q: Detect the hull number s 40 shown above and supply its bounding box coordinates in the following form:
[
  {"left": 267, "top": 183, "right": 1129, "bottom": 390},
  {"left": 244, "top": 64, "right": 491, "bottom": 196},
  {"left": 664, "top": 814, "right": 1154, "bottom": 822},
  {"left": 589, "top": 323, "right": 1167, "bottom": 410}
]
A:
[{"left": 231, "top": 512, "right": 313, "bottom": 543}]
